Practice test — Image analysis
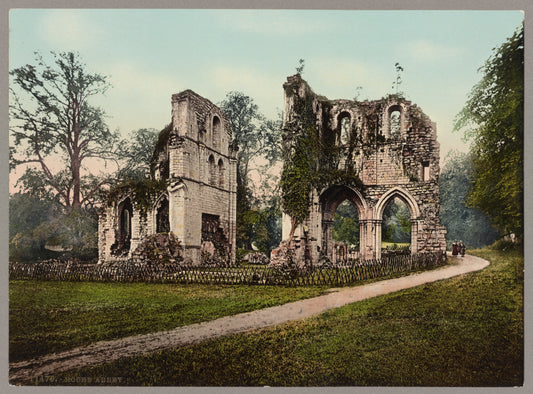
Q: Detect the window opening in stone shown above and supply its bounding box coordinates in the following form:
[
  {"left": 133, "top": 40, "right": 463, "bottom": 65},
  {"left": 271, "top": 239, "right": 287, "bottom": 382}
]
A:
[
  {"left": 381, "top": 197, "right": 411, "bottom": 255},
  {"left": 212, "top": 116, "right": 221, "bottom": 149},
  {"left": 208, "top": 155, "right": 216, "bottom": 185},
  {"left": 118, "top": 198, "right": 133, "bottom": 252},
  {"left": 422, "top": 161, "right": 430, "bottom": 181},
  {"left": 390, "top": 110, "right": 401, "bottom": 137},
  {"left": 218, "top": 159, "right": 224, "bottom": 188},
  {"left": 338, "top": 113, "right": 351, "bottom": 145},
  {"left": 332, "top": 200, "right": 360, "bottom": 263},
  {"left": 156, "top": 197, "right": 170, "bottom": 233}
]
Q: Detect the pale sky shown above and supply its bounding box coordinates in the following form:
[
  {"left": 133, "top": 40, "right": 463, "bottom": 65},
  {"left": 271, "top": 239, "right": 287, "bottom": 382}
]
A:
[{"left": 8, "top": 9, "right": 524, "bottom": 188}]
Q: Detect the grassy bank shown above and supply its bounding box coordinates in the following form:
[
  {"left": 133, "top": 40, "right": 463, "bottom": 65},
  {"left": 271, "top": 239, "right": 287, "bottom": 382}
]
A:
[
  {"left": 46, "top": 249, "right": 523, "bottom": 386},
  {"left": 9, "top": 281, "right": 329, "bottom": 362}
]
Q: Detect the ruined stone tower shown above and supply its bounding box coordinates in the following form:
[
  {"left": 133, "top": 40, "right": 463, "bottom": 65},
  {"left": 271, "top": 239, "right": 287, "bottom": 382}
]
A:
[
  {"left": 280, "top": 74, "right": 447, "bottom": 262},
  {"left": 98, "top": 90, "right": 238, "bottom": 264}
]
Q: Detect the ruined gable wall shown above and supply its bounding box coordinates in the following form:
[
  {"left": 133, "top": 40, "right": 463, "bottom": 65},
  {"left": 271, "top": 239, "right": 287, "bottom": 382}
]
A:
[{"left": 281, "top": 74, "right": 446, "bottom": 261}]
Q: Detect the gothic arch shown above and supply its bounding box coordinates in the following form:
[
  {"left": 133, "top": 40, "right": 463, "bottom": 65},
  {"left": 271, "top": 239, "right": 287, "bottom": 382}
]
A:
[
  {"left": 153, "top": 193, "right": 170, "bottom": 233},
  {"left": 218, "top": 158, "right": 225, "bottom": 188},
  {"left": 208, "top": 154, "right": 216, "bottom": 185},
  {"left": 320, "top": 184, "right": 368, "bottom": 220},
  {"left": 319, "top": 185, "right": 369, "bottom": 259},
  {"left": 212, "top": 115, "right": 222, "bottom": 149},
  {"left": 117, "top": 196, "right": 133, "bottom": 253},
  {"left": 373, "top": 187, "right": 420, "bottom": 220},
  {"left": 373, "top": 187, "right": 421, "bottom": 258}
]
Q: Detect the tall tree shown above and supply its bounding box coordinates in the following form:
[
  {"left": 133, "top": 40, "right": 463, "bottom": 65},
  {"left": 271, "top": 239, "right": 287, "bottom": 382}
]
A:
[
  {"left": 439, "top": 150, "right": 500, "bottom": 248},
  {"left": 116, "top": 128, "right": 159, "bottom": 181},
  {"left": 10, "top": 51, "right": 118, "bottom": 209},
  {"left": 219, "top": 91, "right": 281, "bottom": 190},
  {"left": 454, "top": 25, "right": 523, "bottom": 237},
  {"left": 219, "top": 92, "right": 282, "bottom": 250}
]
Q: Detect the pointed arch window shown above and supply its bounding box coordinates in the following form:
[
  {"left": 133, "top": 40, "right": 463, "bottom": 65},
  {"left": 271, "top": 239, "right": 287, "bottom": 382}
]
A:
[
  {"left": 337, "top": 112, "right": 351, "bottom": 145},
  {"left": 212, "top": 116, "right": 221, "bottom": 149},
  {"left": 218, "top": 158, "right": 225, "bottom": 188},
  {"left": 208, "top": 155, "right": 216, "bottom": 185}
]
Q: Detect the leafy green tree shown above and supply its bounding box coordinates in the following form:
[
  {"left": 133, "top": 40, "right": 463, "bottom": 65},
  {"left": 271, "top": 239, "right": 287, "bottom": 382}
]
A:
[
  {"left": 332, "top": 201, "right": 359, "bottom": 245},
  {"left": 219, "top": 92, "right": 281, "bottom": 190},
  {"left": 10, "top": 51, "right": 119, "bottom": 209},
  {"left": 382, "top": 199, "right": 411, "bottom": 243},
  {"left": 9, "top": 192, "right": 99, "bottom": 261},
  {"left": 219, "top": 92, "right": 282, "bottom": 249},
  {"left": 454, "top": 25, "right": 523, "bottom": 237},
  {"left": 440, "top": 150, "right": 500, "bottom": 248},
  {"left": 116, "top": 128, "right": 159, "bottom": 181}
]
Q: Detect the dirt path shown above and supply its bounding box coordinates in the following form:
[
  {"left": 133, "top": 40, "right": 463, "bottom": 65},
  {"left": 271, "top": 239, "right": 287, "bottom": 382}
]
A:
[{"left": 9, "top": 253, "right": 489, "bottom": 385}]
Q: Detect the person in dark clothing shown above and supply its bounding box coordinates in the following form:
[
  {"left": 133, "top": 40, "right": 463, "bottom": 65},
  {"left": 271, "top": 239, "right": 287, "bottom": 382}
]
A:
[
  {"left": 452, "top": 241, "right": 458, "bottom": 256},
  {"left": 459, "top": 241, "right": 466, "bottom": 257}
]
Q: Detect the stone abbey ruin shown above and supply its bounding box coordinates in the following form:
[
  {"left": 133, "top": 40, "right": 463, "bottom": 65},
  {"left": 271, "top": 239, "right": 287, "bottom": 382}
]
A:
[
  {"left": 98, "top": 74, "right": 446, "bottom": 265},
  {"left": 99, "top": 90, "right": 238, "bottom": 264},
  {"left": 279, "top": 74, "right": 446, "bottom": 264}
]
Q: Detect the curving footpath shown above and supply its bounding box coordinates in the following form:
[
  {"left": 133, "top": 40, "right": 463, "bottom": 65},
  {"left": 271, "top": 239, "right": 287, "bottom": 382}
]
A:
[{"left": 9, "top": 253, "right": 489, "bottom": 385}]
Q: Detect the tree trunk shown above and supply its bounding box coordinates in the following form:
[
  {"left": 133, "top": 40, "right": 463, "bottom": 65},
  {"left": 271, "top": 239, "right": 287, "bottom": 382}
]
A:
[{"left": 71, "top": 155, "right": 81, "bottom": 209}]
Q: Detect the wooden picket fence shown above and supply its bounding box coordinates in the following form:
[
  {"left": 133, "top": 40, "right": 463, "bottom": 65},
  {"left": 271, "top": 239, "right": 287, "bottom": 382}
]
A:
[{"left": 9, "top": 252, "right": 446, "bottom": 287}]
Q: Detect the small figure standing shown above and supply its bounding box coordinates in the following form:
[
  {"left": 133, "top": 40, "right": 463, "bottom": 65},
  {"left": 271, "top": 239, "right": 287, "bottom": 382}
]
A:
[
  {"left": 452, "top": 241, "right": 458, "bottom": 256},
  {"left": 459, "top": 241, "right": 466, "bottom": 257}
]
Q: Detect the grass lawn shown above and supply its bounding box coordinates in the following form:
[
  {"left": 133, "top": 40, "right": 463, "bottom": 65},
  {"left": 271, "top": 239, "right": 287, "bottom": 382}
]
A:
[
  {"left": 9, "top": 281, "right": 329, "bottom": 362},
  {"left": 45, "top": 248, "right": 523, "bottom": 386}
]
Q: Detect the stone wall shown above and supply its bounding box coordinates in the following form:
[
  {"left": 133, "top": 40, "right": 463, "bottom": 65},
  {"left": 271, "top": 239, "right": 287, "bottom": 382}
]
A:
[
  {"left": 99, "top": 90, "right": 238, "bottom": 265},
  {"left": 280, "top": 74, "right": 446, "bottom": 262}
]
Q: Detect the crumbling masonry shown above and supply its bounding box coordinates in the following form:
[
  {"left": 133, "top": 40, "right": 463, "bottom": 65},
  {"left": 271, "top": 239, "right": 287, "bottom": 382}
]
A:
[
  {"left": 280, "top": 74, "right": 447, "bottom": 262},
  {"left": 98, "top": 90, "right": 238, "bottom": 265}
]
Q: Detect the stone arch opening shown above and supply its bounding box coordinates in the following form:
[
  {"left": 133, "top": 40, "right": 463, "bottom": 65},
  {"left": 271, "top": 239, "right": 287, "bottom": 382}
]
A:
[
  {"left": 387, "top": 105, "right": 402, "bottom": 138},
  {"left": 331, "top": 200, "right": 360, "bottom": 263},
  {"left": 381, "top": 197, "right": 412, "bottom": 255},
  {"left": 337, "top": 111, "right": 351, "bottom": 145},
  {"left": 155, "top": 195, "right": 170, "bottom": 233},
  {"left": 118, "top": 197, "right": 133, "bottom": 252},
  {"left": 320, "top": 185, "right": 367, "bottom": 262},
  {"left": 374, "top": 187, "right": 420, "bottom": 258},
  {"left": 218, "top": 158, "right": 225, "bottom": 188},
  {"left": 212, "top": 115, "right": 221, "bottom": 149},
  {"left": 208, "top": 154, "right": 216, "bottom": 185}
]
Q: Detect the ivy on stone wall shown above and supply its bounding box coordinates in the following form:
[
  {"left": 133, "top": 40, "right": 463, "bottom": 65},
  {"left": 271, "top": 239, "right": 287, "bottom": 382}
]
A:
[{"left": 106, "top": 179, "right": 168, "bottom": 218}]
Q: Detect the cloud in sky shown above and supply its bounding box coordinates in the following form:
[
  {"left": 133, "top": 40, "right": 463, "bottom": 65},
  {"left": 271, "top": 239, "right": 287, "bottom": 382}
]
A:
[
  {"left": 39, "top": 10, "right": 104, "bottom": 50},
  {"left": 404, "top": 39, "right": 465, "bottom": 63}
]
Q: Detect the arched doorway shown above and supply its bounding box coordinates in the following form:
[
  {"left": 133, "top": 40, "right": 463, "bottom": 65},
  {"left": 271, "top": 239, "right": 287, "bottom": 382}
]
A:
[
  {"left": 374, "top": 187, "right": 421, "bottom": 259},
  {"left": 118, "top": 198, "right": 133, "bottom": 252},
  {"left": 156, "top": 196, "right": 170, "bottom": 233},
  {"left": 320, "top": 185, "right": 367, "bottom": 262},
  {"left": 332, "top": 200, "right": 360, "bottom": 263},
  {"left": 381, "top": 197, "right": 412, "bottom": 255}
]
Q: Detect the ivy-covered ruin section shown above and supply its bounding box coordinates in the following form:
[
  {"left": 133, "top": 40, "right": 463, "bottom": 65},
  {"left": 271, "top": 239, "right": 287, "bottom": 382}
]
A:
[{"left": 279, "top": 74, "right": 447, "bottom": 263}]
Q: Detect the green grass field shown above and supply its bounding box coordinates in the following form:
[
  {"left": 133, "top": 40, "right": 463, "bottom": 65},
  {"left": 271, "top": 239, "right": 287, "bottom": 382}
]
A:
[
  {"left": 40, "top": 249, "right": 523, "bottom": 386},
  {"left": 9, "top": 281, "right": 329, "bottom": 362}
]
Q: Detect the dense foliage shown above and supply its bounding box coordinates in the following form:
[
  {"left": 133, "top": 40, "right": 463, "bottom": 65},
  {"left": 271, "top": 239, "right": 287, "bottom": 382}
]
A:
[
  {"left": 382, "top": 198, "right": 411, "bottom": 243},
  {"left": 332, "top": 201, "right": 359, "bottom": 246},
  {"left": 219, "top": 92, "right": 282, "bottom": 252},
  {"left": 454, "top": 25, "right": 523, "bottom": 238},
  {"left": 117, "top": 128, "right": 159, "bottom": 181},
  {"left": 9, "top": 192, "right": 98, "bottom": 261},
  {"left": 439, "top": 150, "right": 500, "bottom": 248}
]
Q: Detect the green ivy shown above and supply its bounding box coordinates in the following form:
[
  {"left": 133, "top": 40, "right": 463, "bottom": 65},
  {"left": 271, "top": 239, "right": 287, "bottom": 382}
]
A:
[{"left": 106, "top": 179, "right": 168, "bottom": 218}]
